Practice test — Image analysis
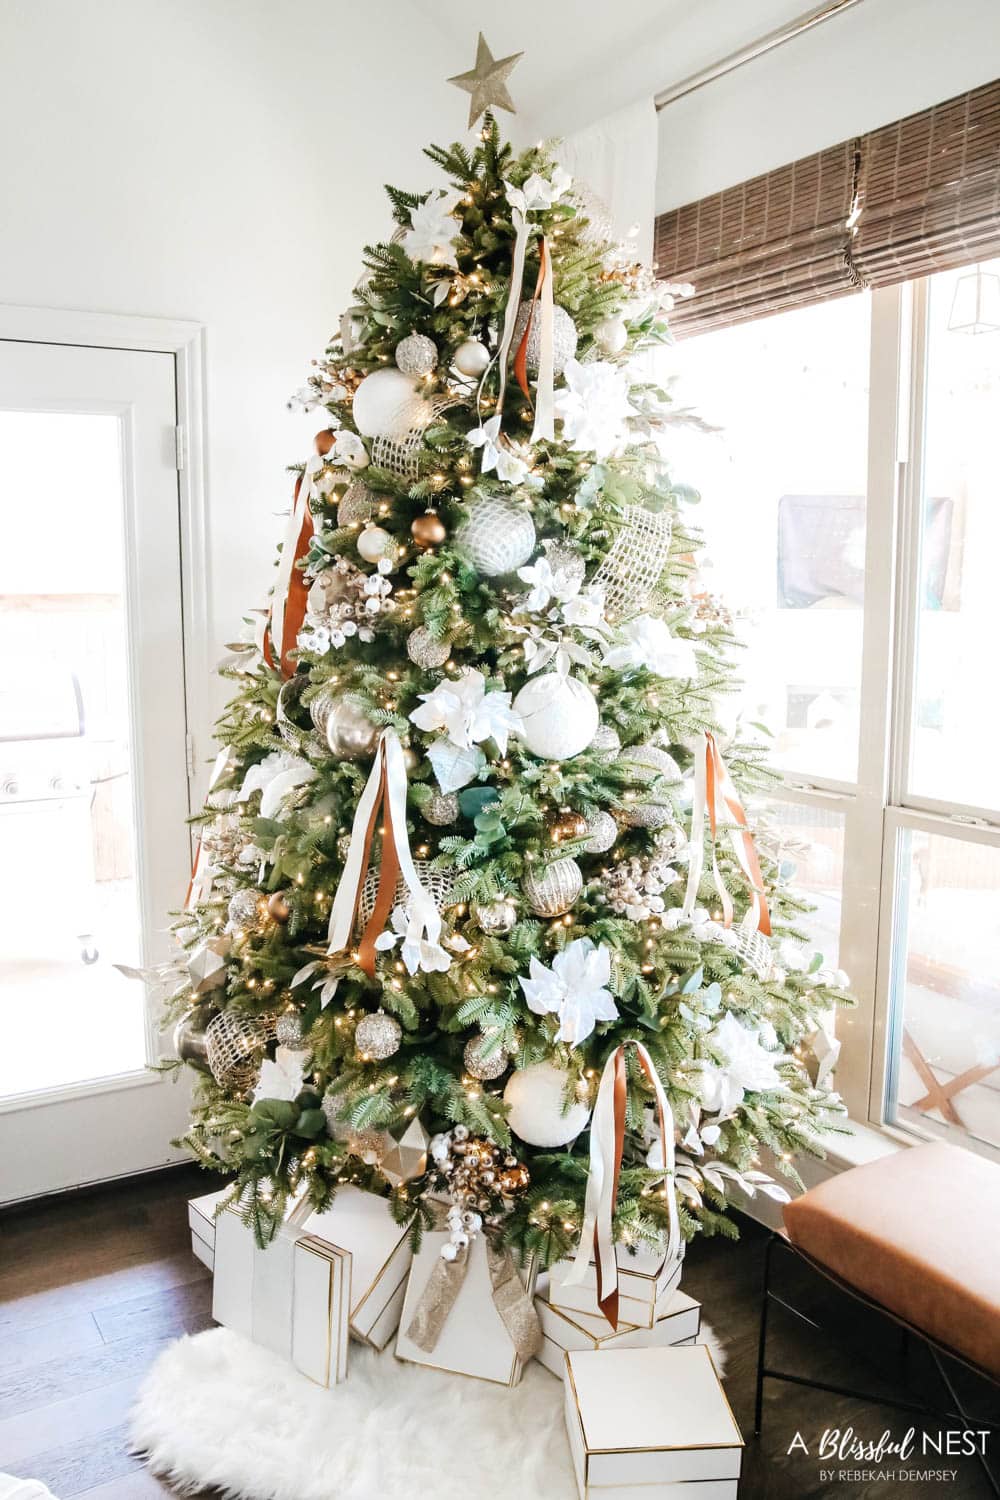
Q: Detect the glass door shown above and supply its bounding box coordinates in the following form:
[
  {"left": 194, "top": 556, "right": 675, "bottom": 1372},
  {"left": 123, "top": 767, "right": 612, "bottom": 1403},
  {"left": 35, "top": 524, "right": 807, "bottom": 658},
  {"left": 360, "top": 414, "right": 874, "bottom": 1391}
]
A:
[{"left": 0, "top": 338, "right": 194, "bottom": 1199}]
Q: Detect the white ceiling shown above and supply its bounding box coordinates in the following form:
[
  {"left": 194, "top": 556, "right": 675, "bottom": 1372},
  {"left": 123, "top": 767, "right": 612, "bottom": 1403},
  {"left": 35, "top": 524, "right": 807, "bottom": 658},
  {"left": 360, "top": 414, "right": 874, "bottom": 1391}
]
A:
[{"left": 409, "top": 0, "right": 823, "bottom": 140}]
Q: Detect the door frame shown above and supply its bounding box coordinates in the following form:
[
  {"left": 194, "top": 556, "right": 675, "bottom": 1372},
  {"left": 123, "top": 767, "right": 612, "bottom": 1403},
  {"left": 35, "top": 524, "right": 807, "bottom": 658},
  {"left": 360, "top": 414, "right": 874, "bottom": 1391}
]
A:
[{"left": 0, "top": 307, "right": 209, "bottom": 1180}]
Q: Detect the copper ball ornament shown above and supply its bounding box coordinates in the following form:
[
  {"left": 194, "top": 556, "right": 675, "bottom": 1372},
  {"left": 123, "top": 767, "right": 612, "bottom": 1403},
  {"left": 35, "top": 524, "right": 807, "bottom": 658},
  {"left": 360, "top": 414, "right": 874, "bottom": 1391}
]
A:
[
  {"left": 267, "top": 890, "right": 291, "bottom": 923},
  {"left": 410, "top": 510, "right": 447, "bottom": 547},
  {"left": 550, "top": 808, "right": 588, "bottom": 844},
  {"left": 314, "top": 429, "right": 335, "bottom": 456}
]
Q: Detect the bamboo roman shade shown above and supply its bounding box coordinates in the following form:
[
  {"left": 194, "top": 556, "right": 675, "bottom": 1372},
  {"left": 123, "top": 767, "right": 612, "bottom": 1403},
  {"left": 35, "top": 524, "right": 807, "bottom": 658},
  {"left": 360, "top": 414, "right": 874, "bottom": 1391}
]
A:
[{"left": 654, "top": 78, "right": 1000, "bottom": 336}]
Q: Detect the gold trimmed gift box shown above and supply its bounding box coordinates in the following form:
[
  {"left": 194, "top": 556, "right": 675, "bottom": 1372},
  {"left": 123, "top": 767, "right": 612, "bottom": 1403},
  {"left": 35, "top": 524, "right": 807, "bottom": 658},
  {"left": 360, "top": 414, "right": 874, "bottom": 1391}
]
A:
[
  {"left": 548, "top": 1241, "right": 685, "bottom": 1329},
  {"left": 294, "top": 1184, "right": 413, "bottom": 1351},
  {"left": 535, "top": 1286, "right": 701, "bottom": 1381},
  {"left": 564, "top": 1346, "right": 743, "bottom": 1498},
  {"left": 188, "top": 1187, "right": 229, "bottom": 1270},
  {"left": 212, "top": 1205, "right": 350, "bottom": 1386},
  {"left": 395, "top": 1232, "right": 538, "bottom": 1386}
]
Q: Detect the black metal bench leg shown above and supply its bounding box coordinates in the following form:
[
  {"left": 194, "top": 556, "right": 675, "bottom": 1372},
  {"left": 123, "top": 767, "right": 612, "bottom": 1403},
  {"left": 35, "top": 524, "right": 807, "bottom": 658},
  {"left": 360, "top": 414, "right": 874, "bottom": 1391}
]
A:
[
  {"left": 754, "top": 1231, "right": 777, "bottom": 1436},
  {"left": 927, "top": 1346, "right": 1000, "bottom": 1498}
]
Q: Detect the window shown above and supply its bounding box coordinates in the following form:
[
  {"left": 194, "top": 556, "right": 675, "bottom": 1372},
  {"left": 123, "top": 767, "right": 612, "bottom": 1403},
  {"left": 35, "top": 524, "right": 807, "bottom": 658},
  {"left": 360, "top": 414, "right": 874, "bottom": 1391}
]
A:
[{"left": 667, "top": 257, "right": 1000, "bottom": 1161}]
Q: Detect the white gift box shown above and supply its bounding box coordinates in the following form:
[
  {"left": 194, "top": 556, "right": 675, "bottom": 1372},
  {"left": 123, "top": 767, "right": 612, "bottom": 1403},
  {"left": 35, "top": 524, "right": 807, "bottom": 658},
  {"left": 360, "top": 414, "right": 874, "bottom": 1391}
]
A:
[
  {"left": 188, "top": 1187, "right": 229, "bottom": 1270},
  {"left": 395, "top": 1231, "right": 537, "bottom": 1386},
  {"left": 548, "top": 1241, "right": 684, "bottom": 1329},
  {"left": 212, "top": 1206, "right": 350, "bottom": 1385},
  {"left": 296, "top": 1184, "right": 413, "bottom": 1351},
  {"left": 534, "top": 1285, "right": 701, "bottom": 1381},
  {"left": 565, "top": 1346, "right": 743, "bottom": 1498}
]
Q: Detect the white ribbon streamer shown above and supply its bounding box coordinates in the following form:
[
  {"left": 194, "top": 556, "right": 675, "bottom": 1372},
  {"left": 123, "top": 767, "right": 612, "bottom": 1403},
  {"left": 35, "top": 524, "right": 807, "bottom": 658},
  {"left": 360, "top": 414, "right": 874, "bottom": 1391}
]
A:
[
  {"left": 477, "top": 207, "right": 529, "bottom": 433},
  {"left": 682, "top": 732, "right": 768, "bottom": 934},
  {"left": 186, "top": 746, "right": 236, "bottom": 909},
  {"left": 326, "top": 727, "right": 440, "bottom": 958},
  {"left": 270, "top": 452, "right": 321, "bottom": 665},
  {"left": 530, "top": 236, "right": 555, "bottom": 443},
  {"left": 567, "top": 1041, "right": 680, "bottom": 1326}
]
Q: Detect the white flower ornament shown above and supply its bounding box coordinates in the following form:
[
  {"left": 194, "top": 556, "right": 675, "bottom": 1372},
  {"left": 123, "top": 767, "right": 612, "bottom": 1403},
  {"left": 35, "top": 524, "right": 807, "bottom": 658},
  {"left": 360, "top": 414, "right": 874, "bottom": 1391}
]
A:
[
  {"left": 518, "top": 937, "right": 619, "bottom": 1046},
  {"left": 466, "top": 414, "right": 529, "bottom": 483},
  {"left": 402, "top": 190, "right": 462, "bottom": 268},
  {"left": 553, "top": 359, "right": 633, "bottom": 459}
]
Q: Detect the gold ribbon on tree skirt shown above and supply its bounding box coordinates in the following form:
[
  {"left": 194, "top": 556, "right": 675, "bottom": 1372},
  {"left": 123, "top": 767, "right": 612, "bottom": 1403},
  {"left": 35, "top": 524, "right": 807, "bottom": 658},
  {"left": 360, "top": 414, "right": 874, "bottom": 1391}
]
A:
[
  {"left": 683, "top": 730, "right": 771, "bottom": 936},
  {"left": 405, "top": 1211, "right": 541, "bottom": 1361}
]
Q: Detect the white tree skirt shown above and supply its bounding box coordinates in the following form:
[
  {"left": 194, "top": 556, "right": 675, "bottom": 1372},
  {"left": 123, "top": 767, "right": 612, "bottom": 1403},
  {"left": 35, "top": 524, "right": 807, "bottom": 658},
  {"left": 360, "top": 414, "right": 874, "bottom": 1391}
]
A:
[{"left": 130, "top": 1323, "right": 724, "bottom": 1500}]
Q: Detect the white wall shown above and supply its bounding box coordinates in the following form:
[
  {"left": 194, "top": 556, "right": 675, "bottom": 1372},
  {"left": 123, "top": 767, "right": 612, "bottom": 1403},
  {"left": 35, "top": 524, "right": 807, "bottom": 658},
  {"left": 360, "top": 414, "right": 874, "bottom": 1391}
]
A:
[
  {"left": 0, "top": 0, "right": 465, "bottom": 740},
  {"left": 656, "top": 0, "right": 1000, "bottom": 211}
]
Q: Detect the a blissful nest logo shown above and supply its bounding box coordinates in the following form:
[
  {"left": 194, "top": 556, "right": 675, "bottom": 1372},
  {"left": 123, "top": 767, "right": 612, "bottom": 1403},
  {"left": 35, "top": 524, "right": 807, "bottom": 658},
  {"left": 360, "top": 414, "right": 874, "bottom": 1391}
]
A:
[{"left": 787, "top": 1426, "right": 991, "bottom": 1485}]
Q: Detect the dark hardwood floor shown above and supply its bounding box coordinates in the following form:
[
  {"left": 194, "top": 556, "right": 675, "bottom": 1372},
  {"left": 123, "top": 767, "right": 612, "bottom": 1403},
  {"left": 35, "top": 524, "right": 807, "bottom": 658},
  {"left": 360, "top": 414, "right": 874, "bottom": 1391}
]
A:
[{"left": 1, "top": 1168, "right": 996, "bottom": 1498}]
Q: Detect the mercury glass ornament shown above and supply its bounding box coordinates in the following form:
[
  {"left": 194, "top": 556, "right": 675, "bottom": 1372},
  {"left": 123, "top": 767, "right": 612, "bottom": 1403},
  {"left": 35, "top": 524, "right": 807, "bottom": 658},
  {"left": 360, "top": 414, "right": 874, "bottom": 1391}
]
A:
[
  {"left": 472, "top": 897, "right": 517, "bottom": 935},
  {"left": 621, "top": 800, "right": 675, "bottom": 830},
  {"left": 324, "top": 697, "right": 380, "bottom": 759},
  {"left": 453, "top": 496, "right": 536, "bottom": 577},
  {"left": 583, "top": 809, "right": 618, "bottom": 854},
  {"left": 355, "top": 1009, "right": 402, "bottom": 1061},
  {"left": 511, "top": 300, "right": 578, "bottom": 376},
  {"left": 452, "top": 338, "right": 491, "bottom": 377},
  {"left": 275, "top": 1011, "right": 308, "bottom": 1049},
  {"left": 337, "top": 481, "right": 375, "bottom": 526},
  {"left": 464, "top": 1033, "right": 510, "bottom": 1081},
  {"left": 406, "top": 625, "right": 452, "bottom": 670},
  {"left": 381, "top": 1118, "right": 430, "bottom": 1187},
  {"left": 228, "top": 887, "right": 263, "bottom": 934},
  {"left": 423, "top": 791, "right": 460, "bottom": 826},
  {"left": 187, "top": 933, "right": 231, "bottom": 995},
  {"left": 522, "top": 857, "right": 583, "bottom": 917},
  {"left": 591, "top": 724, "right": 622, "bottom": 756},
  {"left": 395, "top": 332, "right": 438, "bottom": 377}
]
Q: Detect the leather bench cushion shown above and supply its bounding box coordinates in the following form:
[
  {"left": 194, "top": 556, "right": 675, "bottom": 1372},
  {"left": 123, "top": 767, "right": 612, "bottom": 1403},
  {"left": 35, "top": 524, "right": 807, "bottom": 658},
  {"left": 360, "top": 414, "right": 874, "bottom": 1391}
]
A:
[{"left": 783, "top": 1141, "right": 1000, "bottom": 1379}]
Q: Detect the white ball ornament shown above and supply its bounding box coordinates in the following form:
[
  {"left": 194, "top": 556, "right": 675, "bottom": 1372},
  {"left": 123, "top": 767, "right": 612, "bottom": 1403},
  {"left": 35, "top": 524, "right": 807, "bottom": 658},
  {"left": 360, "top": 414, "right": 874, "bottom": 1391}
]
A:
[
  {"left": 394, "top": 333, "right": 438, "bottom": 377},
  {"left": 513, "top": 673, "right": 599, "bottom": 761},
  {"left": 454, "top": 496, "right": 536, "bottom": 577},
  {"left": 357, "top": 525, "right": 394, "bottom": 564},
  {"left": 453, "top": 338, "right": 491, "bottom": 378},
  {"left": 503, "top": 1061, "right": 592, "bottom": 1148},
  {"left": 352, "top": 368, "right": 430, "bottom": 440},
  {"left": 594, "top": 316, "right": 629, "bottom": 354}
]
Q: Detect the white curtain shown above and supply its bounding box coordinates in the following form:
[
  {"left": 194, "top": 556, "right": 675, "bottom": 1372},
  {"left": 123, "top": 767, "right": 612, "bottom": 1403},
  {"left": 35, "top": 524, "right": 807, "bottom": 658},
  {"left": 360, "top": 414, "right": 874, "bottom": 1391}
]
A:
[{"left": 555, "top": 97, "right": 658, "bottom": 264}]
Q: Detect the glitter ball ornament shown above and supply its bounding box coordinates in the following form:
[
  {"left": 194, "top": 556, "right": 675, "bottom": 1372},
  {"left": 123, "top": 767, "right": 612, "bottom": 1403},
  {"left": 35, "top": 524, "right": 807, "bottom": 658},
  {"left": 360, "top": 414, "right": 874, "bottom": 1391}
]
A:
[
  {"left": 394, "top": 332, "right": 438, "bottom": 377},
  {"left": 591, "top": 723, "right": 622, "bottom": 756},
  {"left": 337, "top": 481, "right": 375, "bottom": 526},
  {"left": 324, "top": 697, "right": 380, "bottom": 759},
  {"left": 472, "top": 897, "right": 517, "bottom": 934},
  {"left": 410, "top": 510, "right": 447, "bottom": 547},
  {"left": 228, "top": 888, "right": 264, "bottom": 933},
  {"left": 454, "top": 496, "right": 536, "bottom": 577},
  {"left": 351, "top": 368, "right": 430, "bottom": 440},
  {"left": 622, "top": 800, "right": 675, "bottom": 830},
  {"left": 357, "top": 524, "right": 393, "bottom": 564},
  {"left": 275, "top": 1011, "right": 308, "bottom": 1049},
  {"left": 620, "top": 743, "right": 682, "bottom": 784},
  {"left": 423, "top": 791, "right": 460, "bottom": 825},
  {"left": 503, "top": 1061, "right": 592, "bottom": 1147},
  {"left": 522, "top": 856, "right": 583, "bottom": 916},
  {"left": 464, "top": 1033, "right": 510, "bottom": 1080},
  {"left": 453, "top": 338, "right": 491, "bottom": 377},
  {"left": 407, "top": 625, "right": 451, "bottom": 670},
  {"left": 583, "top": 808, "right": 618, "bottom": 854},
  {"left": 355, "top": 1009, "right": 402, "bottom": 1061},
  {"left": 513, "top": 672, "right": 598, "bottom": 761},
  {"left": 543, "top": 539, "right": 587, "bottom": 592},
  {"left": 511, "top": 300, "right": 578, "bottom": 376}
]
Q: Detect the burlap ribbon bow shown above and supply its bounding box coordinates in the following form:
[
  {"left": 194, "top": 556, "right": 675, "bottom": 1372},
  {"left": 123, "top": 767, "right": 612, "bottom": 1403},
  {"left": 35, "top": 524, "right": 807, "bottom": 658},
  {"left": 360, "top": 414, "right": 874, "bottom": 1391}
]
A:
[{"left": 405, "top": 1208, "right": 541, "bottom": 1362}]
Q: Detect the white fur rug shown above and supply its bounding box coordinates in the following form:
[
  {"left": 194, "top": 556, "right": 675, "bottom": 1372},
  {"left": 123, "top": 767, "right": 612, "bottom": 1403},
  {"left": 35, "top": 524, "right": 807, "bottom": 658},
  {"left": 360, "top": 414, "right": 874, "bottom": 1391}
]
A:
[{"left": 131, "top": 1323, "right": 725, "bottom": 1500}]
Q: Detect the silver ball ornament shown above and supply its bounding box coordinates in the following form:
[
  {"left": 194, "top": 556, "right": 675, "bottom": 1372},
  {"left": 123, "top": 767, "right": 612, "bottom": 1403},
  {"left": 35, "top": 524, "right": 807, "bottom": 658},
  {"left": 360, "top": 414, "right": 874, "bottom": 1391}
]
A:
[
  {"left": 357, "top": 525, "right": 394, "bottom": 564},
  {"left": 522, "top": 857, "right": 583, "bottom": 917},
  {"left": 423, "top": 792, "right": 460, "bottom": 826},
  {"left": 472, "top": 898, "right": 518, "bottom": 935},
  {"left": 324, "top": 698, "right": 380, "bottom": 759},
  {"left": 543, "top": 540, "right": 587, "bottom": 592},
  {"left": 453, "top": 338, "right": 491, "bottom": 378},
  {"left": 464, "top": 1034, "right": 510, "bottom": 1081},
  {"left": 620, "top": 743, "right": 683, "bottom": 783},
  {"left": 583, "top": 809, "right": 618, "bottom": 854},
  {"left": 511, "top": 301, "right": 578, "bottom": 376},
  {"left": 621, "top": 800, "right": 676, "bottom": 830},
  {"left": 407, "top": 626, "right": 452, "bottom": 670},
  {"left": 355, "top": 1010, "right": 402, "bottom": 1061},
  {"left": 592, "top": 724, "right": 622, "bottom": 756},
  {"left": 228, "top": 888, "right": 263, "bottom": 933},
  {"left": 513, "top": 673, "right": 599, "bottom": 761},
  {"left": 337, "top": 481, "right": 376, "bottom": 526},
  {"left": 454, "top": 496, "right": 536, "bottom": 577},
  {"left": 394, "top": 333, "right": 438, "bottom": 377},
  {"left": 276, "top": 1012, "right": 308, "bottom": 1050}
]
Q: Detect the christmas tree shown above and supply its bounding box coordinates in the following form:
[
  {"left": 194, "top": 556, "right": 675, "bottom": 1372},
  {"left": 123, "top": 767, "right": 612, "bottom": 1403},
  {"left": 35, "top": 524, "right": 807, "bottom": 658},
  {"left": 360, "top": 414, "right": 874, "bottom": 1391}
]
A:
[{"left": 172, "top": 112, "right": 849, "bottom": 1281}]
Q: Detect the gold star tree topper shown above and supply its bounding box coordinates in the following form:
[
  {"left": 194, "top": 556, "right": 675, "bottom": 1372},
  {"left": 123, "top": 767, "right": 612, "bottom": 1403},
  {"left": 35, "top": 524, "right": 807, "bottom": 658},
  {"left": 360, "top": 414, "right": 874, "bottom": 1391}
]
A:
[{"left": 448, "top": 33, "right": 523, "bottom": 129}]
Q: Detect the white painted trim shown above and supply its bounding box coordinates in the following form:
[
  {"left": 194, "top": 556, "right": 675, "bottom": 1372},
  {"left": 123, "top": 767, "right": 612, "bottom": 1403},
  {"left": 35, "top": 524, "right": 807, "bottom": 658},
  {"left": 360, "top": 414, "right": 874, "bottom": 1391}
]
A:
[{"left": 0, "top": 1067, "right": 161, "bottom": 1115}]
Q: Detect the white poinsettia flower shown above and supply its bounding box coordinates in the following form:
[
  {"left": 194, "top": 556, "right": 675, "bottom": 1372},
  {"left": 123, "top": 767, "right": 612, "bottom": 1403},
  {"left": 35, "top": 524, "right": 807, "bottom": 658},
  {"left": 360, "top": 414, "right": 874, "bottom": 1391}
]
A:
[
  {"left": 329, "top": 430, "right": 369, "bottom": 470},
  {"left": 409, "top": 667, "right": 523, "bottom": 755},
  {"left": 237, "top": 751, "right": 316, "bottom": 819},
  {"left": 561, "top": 586, "right": 608, "bottom": 633},
  {"left": 602, "top": 615, "right": 697, "bottom": 679},
  {"left": 517, "top": 556, "right": 559, "bottom": 612},
  {"left": 465, "top": 414, "right": 529, "bottom": 482},
  {"left": 553, "top": 358, "right": 632, "bottom": 458},
  {"left": 518, "top": 937, "right": 619, "bottom": 1046},
  {"left": 402, "top": 190, "right": 462, "bottom": 268},
  {"left": 504, "top": 166, "right": 572, "bottom": 215},
  {"left": 374, "top": 904, "right": 453, "bottom": 976},
  {"left": 253, "top": 1046, "right": 306, "bottom": 1104},
  {"left": 693, "top": 1012, "right": 787, "bottom": 1117}
]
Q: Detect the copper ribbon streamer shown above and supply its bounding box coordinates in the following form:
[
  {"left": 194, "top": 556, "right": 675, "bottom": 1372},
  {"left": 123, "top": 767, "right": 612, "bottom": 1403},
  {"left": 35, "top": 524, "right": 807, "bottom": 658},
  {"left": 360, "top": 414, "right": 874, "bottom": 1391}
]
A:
[
  {"left": 683, "top": 731, "right": 771, "bottom": 936},
  {"left": 567, "top": 1040, "right": 681, "bottom": 1332},
  {"left": 405, "top": 1209, "right": 541, "bottom": 1361},
  {"left": 513, "top": 235, "right": 546, "bottom": 402}
]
